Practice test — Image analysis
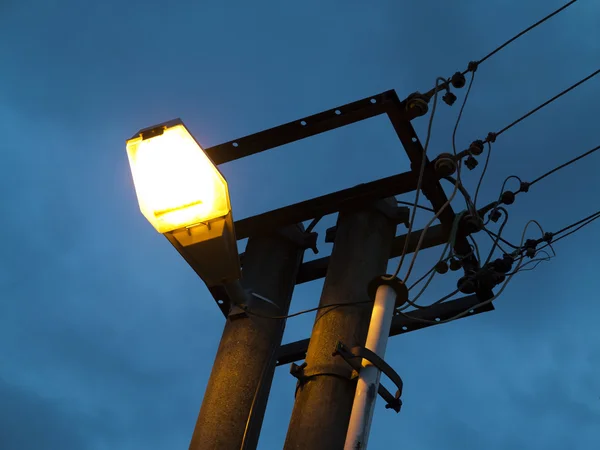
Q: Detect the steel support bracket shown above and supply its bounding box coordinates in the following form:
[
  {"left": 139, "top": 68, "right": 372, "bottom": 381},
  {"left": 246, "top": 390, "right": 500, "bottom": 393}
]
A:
[
  {"left": 332, "top": 341, "right": 403, "bottom": 413},
  {"left": 277, "top": 227, "right": 319, "bottom": 254}
]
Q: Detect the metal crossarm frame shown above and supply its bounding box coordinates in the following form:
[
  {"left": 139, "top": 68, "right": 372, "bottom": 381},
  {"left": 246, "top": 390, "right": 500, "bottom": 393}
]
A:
[{"left": 170, "top": 89, "right": 480, "bottom": 316}]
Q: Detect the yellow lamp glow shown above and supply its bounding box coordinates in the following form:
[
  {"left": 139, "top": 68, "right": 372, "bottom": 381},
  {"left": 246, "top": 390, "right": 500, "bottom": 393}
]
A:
[{"left": 126, "top": 120, "right": 230, "bottom": 234}]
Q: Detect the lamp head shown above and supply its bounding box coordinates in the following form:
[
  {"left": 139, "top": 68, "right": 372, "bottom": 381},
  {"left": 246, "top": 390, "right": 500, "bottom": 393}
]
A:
[{"left": 126, "top": 119, "right": 230, "bottom": 234}]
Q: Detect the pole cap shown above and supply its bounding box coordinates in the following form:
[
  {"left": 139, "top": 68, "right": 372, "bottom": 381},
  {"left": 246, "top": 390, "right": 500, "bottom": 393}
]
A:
[{"left": 367, "top": 275, "right": 408, "bottom": 308}]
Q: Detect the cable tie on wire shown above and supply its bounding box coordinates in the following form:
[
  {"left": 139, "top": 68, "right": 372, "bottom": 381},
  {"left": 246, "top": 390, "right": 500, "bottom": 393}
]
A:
[
  {"left": 467, "top": 61, "right": 479, "bottom": 72},
  {"left": 486, "top": 132, "right": 497, "bottom": 143},
  {"left": 543, "top": 232, "right": 554, "bottom": 243},
  {"left": 519, "top": 181, "right": 530, "bottom": 193}
]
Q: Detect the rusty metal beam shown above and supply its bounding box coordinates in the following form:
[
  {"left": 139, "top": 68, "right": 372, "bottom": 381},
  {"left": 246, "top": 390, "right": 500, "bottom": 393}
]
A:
[
  {"left": 205, "top": 91, "right": 399, "bottom": 165},
  {"left": 233, "top": 171, "right": 417, "bottom": 240},
  {"left": 275, "top": 293, "right": 494, "bottom": 366}
]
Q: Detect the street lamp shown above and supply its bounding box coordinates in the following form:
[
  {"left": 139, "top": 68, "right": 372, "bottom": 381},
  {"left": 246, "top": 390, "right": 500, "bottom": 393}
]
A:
[{"left": 126, "top": 119, "right": 241, "bottom": 288}]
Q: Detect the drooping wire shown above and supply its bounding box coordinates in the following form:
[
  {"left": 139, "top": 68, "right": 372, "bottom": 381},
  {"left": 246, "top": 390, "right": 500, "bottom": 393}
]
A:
[
  {"left": 508, "top": 250, "right": 553, "bottom": 275},
  {"left": 487, "top": 68, "right": 600, "bottom": 142},
  {"left": 389, "top": 77, "right": 446, "bottom": 279},
  {"left": 240, "top": 297, "right": 374, "bottom": 320},
  {"left": 400, "top": 72, "right": 477, "bottom": 282},
  {"left": 401, "top": 212, "right": 466, "bottom": 310},
  {"left": 473, "top": 142, "right": 492, "bottom": 209},
  {"left": 483, "top": 207, "right": 510, "bottom": 265},
  {"left": 396, "top": 200, "right": 435, "bottom": 213},
  {"left": 399, "top": 219, "right": 537, "bottom": 324},
  {"left": 468, "top": 235, "right": 481, "bottom": 264},
  {"left": 483, "top": 227, "right": 516, "bottom": 253},
  {"left": 452, "top": 72, "right": 476, "bottom": 155}
]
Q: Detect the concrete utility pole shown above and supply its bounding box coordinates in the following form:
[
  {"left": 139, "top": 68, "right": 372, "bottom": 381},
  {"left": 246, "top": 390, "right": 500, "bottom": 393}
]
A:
[
  {"left": 284, "top": 199, "right": 398, "bottom": 450},
  {"left": 190, "top": 224, "right": 307, "bottom": 450}
]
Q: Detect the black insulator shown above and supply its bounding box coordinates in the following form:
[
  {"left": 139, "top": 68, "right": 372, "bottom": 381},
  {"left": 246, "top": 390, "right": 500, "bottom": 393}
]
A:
[
  {"left": 434, "top": 153, "right": 457, "bottom": 177},
  {"left": 467, "top": 61, "right": 479, "bottom": 72},
  {"left": 478, "top": 271, "right": 496, "bottom": 291},
  {"left": 526, "top": 247, "right": 536, "bottom": 258},
  {"left": 442, "top": 91, "right": 457, "bottom": 106},
  {"left": 543, "top": 232, "right": 554, "bottom": 243},
  {"left": 462, "top": 214, "right": 484, "bottom": 234},
  {"left": 465, "top": 155, "right": 478, "bottom": 170},
  {"left": 406, "top": 93, "right": 429, "bottom": 117},
  {"left": 449, "top": 258, "right": 462, "bottom": 271},
  {"left": 492, "top": 255, "right": 513, "bottom": 274},
  {"left": 489, "top": 209, "right": 502, "bottom": 223},
  {"left": 469, "top": 140, "right": 484, "bottom": 156},
  {"left": 458, "top": 275, "right": 477, "bottom": 294},
  {"left": 451, "top": 72, "right": 466, "bottom": 89},
  {"left": 520, "top": 181, "right": 530, "bottom": 193},
  {"left": 500, "top": 190, "right": 515, "bottom": 205},
  {"left": 435, "top": 261, "right": 449, "bottom": 274},
  {"left": 486, "top": 132, "right": 497, "bottom": 143}
]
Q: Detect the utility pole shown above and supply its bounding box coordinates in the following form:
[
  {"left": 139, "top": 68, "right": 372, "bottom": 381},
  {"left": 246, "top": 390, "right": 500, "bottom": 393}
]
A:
[
  {"left": 284, "top": 199, "right": 398, "bottom": 450},
  {"left": 190, "top": 224, "right": 308, "bottom": 450}
]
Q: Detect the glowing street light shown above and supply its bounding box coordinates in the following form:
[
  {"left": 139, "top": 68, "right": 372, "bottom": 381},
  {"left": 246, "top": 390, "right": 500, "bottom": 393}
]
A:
[{"left": 126, "top": 119, "right": 241, "bottom": 287}]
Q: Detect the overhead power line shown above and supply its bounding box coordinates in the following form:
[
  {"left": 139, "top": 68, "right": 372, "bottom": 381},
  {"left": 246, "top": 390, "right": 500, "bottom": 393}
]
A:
[
  {"left": 486, "top": 68, "right": 600, "bottom": 142},
  {"left": 422, "top": 0, "right": 579, "bottom": 99},
  {"left": 475, "top": 0, "right": 578, "bottom": 68}
]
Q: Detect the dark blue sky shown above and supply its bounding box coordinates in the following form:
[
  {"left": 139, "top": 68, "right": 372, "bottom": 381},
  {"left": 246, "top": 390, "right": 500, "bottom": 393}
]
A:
[{"left": 1, "top": 0, "right": 599, "bottom": 448}]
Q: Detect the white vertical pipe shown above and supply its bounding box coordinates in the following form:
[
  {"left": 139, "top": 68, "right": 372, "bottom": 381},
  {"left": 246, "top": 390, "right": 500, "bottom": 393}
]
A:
[{"left": 344, "top": 284, "right": 396, "bottom": 450}]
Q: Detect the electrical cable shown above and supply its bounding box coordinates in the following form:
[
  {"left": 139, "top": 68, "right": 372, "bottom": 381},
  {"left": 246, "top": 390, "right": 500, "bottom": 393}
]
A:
[
  {"left": 399, "top": 219, "right": 537, "bottom": 324},
  {"left": 468, "top": 235, "right": 481, "bottom": 264},
  {"left": 483, "top": 207, "right": 510, "bottom": 266},
  {"left": 475, "top": 0, "right": 578, "bottom": 68},
  {"left": 401, "top": 212, "right": 467, "bottom": 311},
  {"left": 526, "top": 144, "right": 600, "bottom": 189},
  {"left": 487, "top": 67, "right": 600, "bottom": 142},
  {"left": 482, "top": 143, "right": 599, "bottom": 227},
  {"left": 400, "top": 71, "right": 477, "bottom": 282},
  {"left": 389, "top": 77, "right": 445, "bottom": 279},
  {"left": 473, "top": 142, "right": 492, "bottom": 209},
  {"left": 452, "top": 72, "right": 476, "bottom": 155},
  {"left": 240, "top": 342, "right": 278, "bottom": 450},
  {"left": 421, "top": 1, "right": 577, "bottom": 99},
  {"left": 396, "top": 200, "right": 435, "bottom": 213},
  {"left": 239, "top": 211, "right": 600, "bottom": 322},
  {"left": 536, "top": 211, "right": 600, "bottom": 254},
  {"left": 482, "top": 228, "right": 513, "bottom": 254},
  {"left": 443, "top": 175, "right": 476, "bottom": 215},
  {"left": 553, "top": 210, "right": 600, "bottom": 236},
  {"left": 240, "top": 296, "right": 374, "bottom": 320}
]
